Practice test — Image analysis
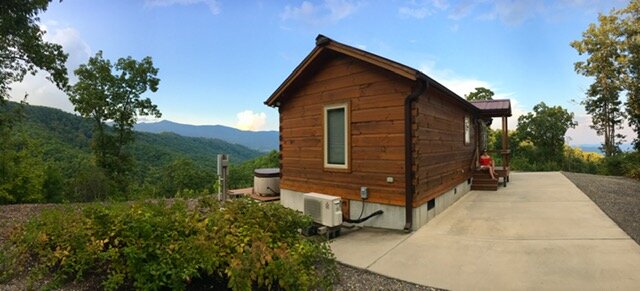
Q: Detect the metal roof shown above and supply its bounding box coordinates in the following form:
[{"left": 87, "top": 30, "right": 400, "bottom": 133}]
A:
[{"left": 470, "top": 99, "right": 512, "bottom": 117}]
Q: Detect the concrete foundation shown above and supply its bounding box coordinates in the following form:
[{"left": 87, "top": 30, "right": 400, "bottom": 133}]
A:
[{"left": 280, "top": 179, "right": 472, "bottom": 231}]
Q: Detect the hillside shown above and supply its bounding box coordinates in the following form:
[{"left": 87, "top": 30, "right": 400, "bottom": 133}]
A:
[
  {"left": 4, "top": 102, "right": 263, "bottom": 174},
  {"left": 6, "top": 103, "right": 263, "bottom": 187},
  {"left": 135, "top": 120, "right": 279, "bottom": 152}
]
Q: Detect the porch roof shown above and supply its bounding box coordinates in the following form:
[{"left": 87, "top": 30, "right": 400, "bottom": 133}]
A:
[{"left": 470, "top": 99, "right": 512, "bottom": 117}]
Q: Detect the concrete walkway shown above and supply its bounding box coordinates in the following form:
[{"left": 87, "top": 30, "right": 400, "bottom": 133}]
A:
[{"left": 331, "top": 172, "right": 640, "bottom": 290}]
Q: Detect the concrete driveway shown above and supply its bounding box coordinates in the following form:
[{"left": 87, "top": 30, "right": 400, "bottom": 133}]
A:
[{"left": 331, "top": 172, "right": 640, "bottom": 290}]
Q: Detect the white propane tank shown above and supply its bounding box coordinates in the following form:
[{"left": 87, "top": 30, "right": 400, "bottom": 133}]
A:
[{"left": 253, "top": 168, "right": 280, "bottom": 196}]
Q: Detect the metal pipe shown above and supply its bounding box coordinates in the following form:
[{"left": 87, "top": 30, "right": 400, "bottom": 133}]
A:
[{"left": 403, "top": 77, "right": 428, "bottom": 232}]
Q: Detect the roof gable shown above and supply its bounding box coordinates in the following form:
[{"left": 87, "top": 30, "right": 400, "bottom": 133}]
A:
[{"left": 264, "top": 35, "right": 420, "bottom": 107}]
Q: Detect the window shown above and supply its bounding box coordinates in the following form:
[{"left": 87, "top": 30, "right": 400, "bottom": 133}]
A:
[
  {"left": 324, "top": 103, "right": 349, "bottom": 169},
  {"left": 464, "top": 115, "right": 471, "bottom": 145}
]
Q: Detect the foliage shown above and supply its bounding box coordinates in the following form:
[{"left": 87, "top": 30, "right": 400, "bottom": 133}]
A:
[
  {"left": 571, "top": 12, "right": 627, "bottom": 156},
  {"left": 68, "top": 51, "right": 162, "bottom": 195},
  {"left": 516, "top": 102, "right": 577, "bottom": 163},
  {"left": 0, "top": 134, "right": 47, "bottom": 203},
  {"left": 0, "top": 0, "right": 68, "bottom": 103},
  {"left": 1, "top": 198, "right": 338, "bottom": 290},
  {"left": 465, "top": 87, "right": 494, "bottom": 101},
  {"left": 571, "top": 1, "right": 640, "bottom": 152},
  {"left": 598, "top": 151, "right": 640, "bottom": 178},
  {"left": 562, "top": 145, "right": 602, "bottom": 174},
  {"left": 0, "top": 101, "right": 263, "bottom": 204},
  {"left": 228, "top": 150, "right": 279, "bottom": 189},
  {"left": 156, "top": 157, "right": 215, "bottom": 197},
  {"left": 617, "top": 1, "right": 640, "bottom": 149},
  {"left": 490, "top": 124, "right": 638, "bottom": 178}
]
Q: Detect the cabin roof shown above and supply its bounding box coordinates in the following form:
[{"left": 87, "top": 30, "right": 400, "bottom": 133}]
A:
[
  {"left": 264, "top": 34, "right": 481, "bottom": 114},
  {"left": 470, "top": 99, "right": 512, "bottom": 117}
]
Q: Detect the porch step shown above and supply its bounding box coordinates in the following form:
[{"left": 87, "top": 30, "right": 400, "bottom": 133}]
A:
[
  {"left": 471, "top": 184, "right": 499, "bottom": 191},
  {"left": 471, "top": 170, "right": 498, "bottom": 191}
]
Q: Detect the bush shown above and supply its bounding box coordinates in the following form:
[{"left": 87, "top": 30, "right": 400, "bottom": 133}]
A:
[
  {"left": 1, "top": 198, "right": 337, "bottom": 290},
  {"left": 599, "top": 151, "right": 640, "bottom": 178}
]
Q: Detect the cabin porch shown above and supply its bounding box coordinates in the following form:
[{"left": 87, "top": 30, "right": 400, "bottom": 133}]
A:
[{"left": 469, "top": 99, "right": 512, "bottom": 191}]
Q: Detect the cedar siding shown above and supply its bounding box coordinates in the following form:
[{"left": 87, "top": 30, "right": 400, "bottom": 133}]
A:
[
  {"left": 413, "top": 88, "right": 476, "bottom": 207},
  {"left": 279, "top": 54, "right": 413, "bottom": 206}
]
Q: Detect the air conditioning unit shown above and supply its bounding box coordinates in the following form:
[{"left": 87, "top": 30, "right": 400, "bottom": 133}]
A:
[{"left": 303, "top": 193, "right": 342, "bottom": 227}]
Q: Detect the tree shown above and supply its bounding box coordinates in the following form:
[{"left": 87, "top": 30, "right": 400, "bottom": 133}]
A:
[
  {"left": 0, "top": 134, "right": 47, "bottom": 204},
  {"left": 158, "top": 158, "right": 215, "bottom": 197},
  {"left": 617, "top": 1, "right": 640, "bottom": 149},
  {"left": 68, "top": 51, "right": 161, "bottom": 194},
  {"left": 572, "top": 12, "right": 627, "bottom": 156},
  {"left": 0, "top": 0, "right": 68, "bottom": 103},
  {"left": 517, "top": 102, "right": 577, "bottom": 162},
  {"left": 465, "top": 87, "right": 494, "bottom": 101}
]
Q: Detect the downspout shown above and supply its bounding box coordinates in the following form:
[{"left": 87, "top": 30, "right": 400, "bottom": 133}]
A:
[{"left": 404, "top": 76, "right": 428, "bottom": 232}]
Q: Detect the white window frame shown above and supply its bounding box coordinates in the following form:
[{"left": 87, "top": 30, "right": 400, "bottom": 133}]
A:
[
  {"left": 464, "top": 115, "right": 471, "bottom": 145},
  {"left": 324, "top": 103, "right": 349, "bottom": 170}
]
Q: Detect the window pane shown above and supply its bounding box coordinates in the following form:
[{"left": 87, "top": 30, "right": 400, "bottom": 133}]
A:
[
  {"left": 464, "top": 116, "right": 471, "bottom": 144},
  {"left": 327, "top": 108, "right": 345, "bottom": 165}
]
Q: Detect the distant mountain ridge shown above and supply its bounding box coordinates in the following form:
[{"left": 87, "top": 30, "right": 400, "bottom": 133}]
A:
[
  {"left": 2, "top": 102, "right": 263, "bottom": 172},
  {"left": 575, "top": 143, "right": 633, "bottom": 154},
  {"left": 134, "top": 120, "right": 278, "bottom": 152}
]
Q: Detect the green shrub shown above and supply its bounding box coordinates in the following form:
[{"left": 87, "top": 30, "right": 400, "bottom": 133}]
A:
[
  {"left": 1, "top": 198, "right": 337, "bottom": 290},
  {"left": 599, "top": 151, "right": 640, "bottom": 178}
]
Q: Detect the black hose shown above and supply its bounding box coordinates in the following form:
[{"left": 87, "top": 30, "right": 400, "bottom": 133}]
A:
[
  {"left": 357, "top": 199, "right": 365, "bottom": 220},
  {"left": 344, "top": 210, "right": 384, "bottom": 224}
]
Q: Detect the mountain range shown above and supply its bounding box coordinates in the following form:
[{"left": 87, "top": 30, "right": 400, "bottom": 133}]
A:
[
  {"left": 3, "top": 102, "right": 264, "bottom": 173},
  {"left": 134, "top": 120, "right": 278, "bottom": 152}
]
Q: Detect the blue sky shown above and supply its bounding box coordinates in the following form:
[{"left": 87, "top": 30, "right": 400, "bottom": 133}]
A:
[{"left": 9, "top": 0, "right": 635, "bottom": 145}]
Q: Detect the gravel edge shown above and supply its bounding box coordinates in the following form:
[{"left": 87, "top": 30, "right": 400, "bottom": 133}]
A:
[
  {"left": 334, "top": 263, "right": 442, "bottom": 291},
  {"left": 562, "top": 171, "right": 640, "bottom": 245}
]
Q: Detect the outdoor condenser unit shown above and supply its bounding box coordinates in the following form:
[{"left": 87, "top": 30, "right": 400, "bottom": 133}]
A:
[{"left": 303, "top": 192, "right": 342, "bottom": 227}]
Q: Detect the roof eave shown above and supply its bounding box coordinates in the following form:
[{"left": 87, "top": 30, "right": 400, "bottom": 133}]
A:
[
  {"left": 264, "top": 46, "right": 325, "bottom": 107},
  {"left": 416, "top": 73, "right": 481, "bottom": 115}
]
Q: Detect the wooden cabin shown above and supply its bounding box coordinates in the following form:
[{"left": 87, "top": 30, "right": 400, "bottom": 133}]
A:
[{"left": 264, "top": 35, "right": 511, "bottom": 231}]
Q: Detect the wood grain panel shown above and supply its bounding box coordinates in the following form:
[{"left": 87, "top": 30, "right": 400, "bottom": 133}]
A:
[
  {"left": 351, "top": 106, "right": 404, "bottom": 123},
  {"left": 281, "top": 179, "right": 405, "bottom": 206},
  {"left": 352, "top": 120, "right": 404, "bottom": 135},
  {"left": 412, "top": 87, "right": 476, "bottom": 208},
  {"left": 278, "top": 53, "right": 412, "bottom": 206}
]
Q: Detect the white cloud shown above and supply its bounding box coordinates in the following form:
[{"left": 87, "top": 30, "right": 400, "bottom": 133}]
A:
[
  {"left": 566, "top": 114, "right": 636, "bottom": 145},
  {"left": 449, "top": 1, "right": 476, "bottom": 20},
  {"left": 45, "top": 27, "right": 92, "bottom": 71},
  {"left": 487, "top": 0, "right": 543, "bottom": 26},
  {"left": 235, "top": 110, "right": 267, "bottom": 131},
  {"left": 399, "top": 6, "right": 431, "bottom": 18},
  {"left": 447, "top": 0, "right": 624, "bottom": 26},
  {"left": 281, "top": 0, "right": 360, "bottom": 27},
  {"left": 418, "top": 61, "right": 523, "bottom": 130},
  {"left": 398, "top": 0, "right": 448, "bottom": 19},
  {"left": 9, "top": 25, "right": 91, "bottom": 112},
  {"left": 419, "top": 61, "right": 491, "bottom": 97},
  {"left": 145, "top": 0, "right": 221, "bottom": 15},
  {"left": 502, "top": 97, "right": 526, "bottom": 131}
]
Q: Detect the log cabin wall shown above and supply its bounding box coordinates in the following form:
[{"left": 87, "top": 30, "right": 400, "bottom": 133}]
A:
[
  {"left": 412, "top": 88, "right": 476, "bottom": 207},
  {"left": 279, "top": 53, "right": 413, "bottom": 206}
]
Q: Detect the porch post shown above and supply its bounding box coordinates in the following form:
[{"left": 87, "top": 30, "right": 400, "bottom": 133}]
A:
[{"left": 502, "top": 116, "right": 509, "bottom": 168}]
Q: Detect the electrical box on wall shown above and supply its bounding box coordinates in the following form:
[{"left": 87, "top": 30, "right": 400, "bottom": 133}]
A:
[{"left": 360, "top": 186, "right": 368, "bottom": 200}]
